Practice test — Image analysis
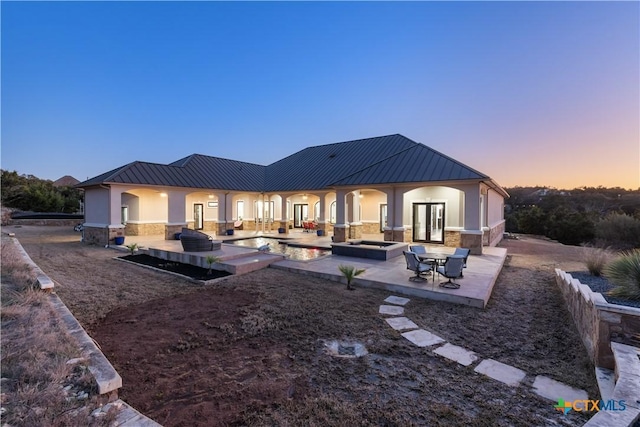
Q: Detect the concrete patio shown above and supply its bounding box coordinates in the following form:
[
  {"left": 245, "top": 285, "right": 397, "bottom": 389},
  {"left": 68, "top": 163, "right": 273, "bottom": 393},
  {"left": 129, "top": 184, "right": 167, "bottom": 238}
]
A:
[{"left": 120, "top": 229, "right": 507, "bottom": 308}]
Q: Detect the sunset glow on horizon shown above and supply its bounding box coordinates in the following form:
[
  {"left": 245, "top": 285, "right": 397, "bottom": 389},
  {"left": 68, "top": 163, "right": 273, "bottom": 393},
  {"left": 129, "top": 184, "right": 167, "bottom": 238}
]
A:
[{"left": 2, "top": 2, "right": 638, "bottom": 190}]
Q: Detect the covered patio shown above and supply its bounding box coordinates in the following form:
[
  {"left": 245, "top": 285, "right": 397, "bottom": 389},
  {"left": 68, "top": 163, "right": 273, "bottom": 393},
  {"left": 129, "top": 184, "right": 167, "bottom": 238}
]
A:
[{"left": 117, "top": 228, "right": 507, "bottom": 308}]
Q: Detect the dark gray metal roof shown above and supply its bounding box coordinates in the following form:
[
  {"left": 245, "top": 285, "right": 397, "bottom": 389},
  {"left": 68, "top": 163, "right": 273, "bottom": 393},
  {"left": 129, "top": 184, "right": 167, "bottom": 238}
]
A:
[
  {"left": 77, "top": 134, "right": 495, "bottom": 192},
  {"left": 263, "top": 134, "right": 417, "bottom": 192},
  {"left": 330, "top": 143, "right": 488, "bottom": 186}
]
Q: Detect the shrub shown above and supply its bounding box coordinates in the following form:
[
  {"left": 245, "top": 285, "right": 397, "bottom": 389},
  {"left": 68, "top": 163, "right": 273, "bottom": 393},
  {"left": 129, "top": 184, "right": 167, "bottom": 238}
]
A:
[
  {"left": 338, "top": 265, "right": 366, "bottom": 291},
  {"left": 596, "top": 213, "right": 640, "bottom": 249},
  {"left": 582, "top": 244, "right": 613, "bottom": 277},
  {"left": 604, "top": 249, "right": 640, "bottom": 301}
]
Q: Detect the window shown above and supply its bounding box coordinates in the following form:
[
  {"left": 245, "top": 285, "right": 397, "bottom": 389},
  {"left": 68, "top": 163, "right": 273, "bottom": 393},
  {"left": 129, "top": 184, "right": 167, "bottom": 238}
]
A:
[
  {"left": 330, "top": 201, "right": 336, "bottom": 224},
  {"left": 314, "top": 201, "right": 320, "bottom": 221},
  {"left": 121, "top": 206, "right": 128, "bottom": 225}
]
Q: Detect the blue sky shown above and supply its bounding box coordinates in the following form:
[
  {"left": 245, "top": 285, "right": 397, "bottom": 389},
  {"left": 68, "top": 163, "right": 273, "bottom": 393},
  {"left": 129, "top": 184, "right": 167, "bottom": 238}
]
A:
[{"left": 2, "top": 1, "right": 638, "bottom": 189}]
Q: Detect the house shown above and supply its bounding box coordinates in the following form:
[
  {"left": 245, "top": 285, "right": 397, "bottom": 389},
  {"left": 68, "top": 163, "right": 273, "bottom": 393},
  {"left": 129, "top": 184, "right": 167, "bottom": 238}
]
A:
[{"left": 77, "top": 134, "right": 508, "bottom": 254}]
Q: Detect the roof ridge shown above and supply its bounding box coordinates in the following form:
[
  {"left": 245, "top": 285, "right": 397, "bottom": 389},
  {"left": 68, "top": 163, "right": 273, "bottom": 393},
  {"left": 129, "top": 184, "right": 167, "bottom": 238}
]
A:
[
  {"left": 176, "top": 153, "right": 266, "bottom": 168},
  {"left": 328, "top": 143, "right": 420, "bottom": 186},
  {"left": 415, "top": 142, "right": 489, "bottom": 179}
]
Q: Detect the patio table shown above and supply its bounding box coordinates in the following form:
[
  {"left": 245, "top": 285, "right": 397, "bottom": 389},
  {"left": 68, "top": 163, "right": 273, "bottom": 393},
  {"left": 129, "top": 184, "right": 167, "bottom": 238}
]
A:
[{"left": 417, "top": 253, "right": 465, "bottom": 281}]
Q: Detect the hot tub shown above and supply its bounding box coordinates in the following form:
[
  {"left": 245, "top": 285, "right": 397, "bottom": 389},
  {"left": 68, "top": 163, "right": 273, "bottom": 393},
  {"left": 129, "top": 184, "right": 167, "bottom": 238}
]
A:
[{"left": 331, "top": 240, "right": 408, "bottom": 261}]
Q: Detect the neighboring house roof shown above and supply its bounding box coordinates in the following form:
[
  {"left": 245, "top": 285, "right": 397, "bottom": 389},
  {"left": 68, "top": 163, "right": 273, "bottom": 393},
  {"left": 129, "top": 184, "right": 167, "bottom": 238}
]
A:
[
  {"left": 53, "top": 175, "right": 80, "bottom": 187},
  {"left": 77, "top": 134, "right": 501, "bottom": 193}
]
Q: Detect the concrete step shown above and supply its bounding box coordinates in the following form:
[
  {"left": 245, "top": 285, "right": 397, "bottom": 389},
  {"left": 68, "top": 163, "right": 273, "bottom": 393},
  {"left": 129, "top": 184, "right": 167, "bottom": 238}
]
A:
[
  {"left": 595, "top": 367, "right": 616, "bottom": 402},
  {"left": 221, "top": 253, "right": 285, "bottom": 275}
]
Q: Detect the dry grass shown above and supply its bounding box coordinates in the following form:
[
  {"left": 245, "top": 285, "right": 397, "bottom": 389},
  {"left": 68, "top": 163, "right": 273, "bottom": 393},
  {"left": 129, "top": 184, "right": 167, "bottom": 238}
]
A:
[
  {"left": 1, "top": 238, "right": 116, "bottom": 426},
  {"left": 582, "top": 243, "right": 614, "bottom": 276},
  {"left": 7, "top": 226, "right": 599, "bottom": 426}
]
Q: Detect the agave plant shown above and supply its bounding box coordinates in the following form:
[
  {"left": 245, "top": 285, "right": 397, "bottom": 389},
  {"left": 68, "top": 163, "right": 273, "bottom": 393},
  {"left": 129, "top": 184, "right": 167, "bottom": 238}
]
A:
[
  {"left": 125, "top": 243, "right": 139, "bottom": 256},
  {"left": 604, "top": 249, "right": 640, "bottom": 301},
  {"left": 338, "top": 264, "right": 366, "bottom": 291}
]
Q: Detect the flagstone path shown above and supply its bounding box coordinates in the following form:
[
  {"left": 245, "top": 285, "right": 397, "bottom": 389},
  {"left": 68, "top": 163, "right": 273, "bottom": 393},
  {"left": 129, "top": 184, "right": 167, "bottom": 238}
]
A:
[{"left": 379, "top": 295, "right": 589, "bottom": 403}]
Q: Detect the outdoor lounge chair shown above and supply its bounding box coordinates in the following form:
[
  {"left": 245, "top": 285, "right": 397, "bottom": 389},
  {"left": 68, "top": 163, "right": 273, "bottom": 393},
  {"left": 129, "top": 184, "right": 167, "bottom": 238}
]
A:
[
  {"left": 179, "top": 228, "right": 222, "bottom": 252},
  {"left": 436, "top": 256, "right": 465, "bottom": 289},
  {"left": 404, "top": 251, "right": 432, "bottom": 282}
]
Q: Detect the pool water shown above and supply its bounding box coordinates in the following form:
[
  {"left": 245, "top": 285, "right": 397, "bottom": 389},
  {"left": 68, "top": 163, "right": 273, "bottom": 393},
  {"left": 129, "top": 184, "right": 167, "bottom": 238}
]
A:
[{"left": 228, "top": 237, "right": 330, "bottom": 261}]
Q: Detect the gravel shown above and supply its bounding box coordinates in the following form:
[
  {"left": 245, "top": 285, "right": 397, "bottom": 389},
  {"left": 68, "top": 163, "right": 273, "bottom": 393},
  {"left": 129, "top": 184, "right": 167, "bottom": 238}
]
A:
[{"left": 567, "top": 271, "right": 640, "bottom": 308}]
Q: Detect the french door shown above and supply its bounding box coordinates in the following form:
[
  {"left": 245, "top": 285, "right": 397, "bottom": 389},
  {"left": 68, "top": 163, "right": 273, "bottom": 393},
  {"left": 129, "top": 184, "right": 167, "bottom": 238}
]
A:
[
  {"left": 293, "top": 204, "right": 308, "bottom": 228},
  {"left": 412, "top": 203, "right": 445, "bottom": 243}
]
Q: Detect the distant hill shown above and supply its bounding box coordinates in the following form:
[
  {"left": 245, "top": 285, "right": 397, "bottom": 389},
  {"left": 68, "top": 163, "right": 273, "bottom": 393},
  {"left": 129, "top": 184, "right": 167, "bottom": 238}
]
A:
[{"left": 53, "top": 175, "right": 80, "bottom": 187}]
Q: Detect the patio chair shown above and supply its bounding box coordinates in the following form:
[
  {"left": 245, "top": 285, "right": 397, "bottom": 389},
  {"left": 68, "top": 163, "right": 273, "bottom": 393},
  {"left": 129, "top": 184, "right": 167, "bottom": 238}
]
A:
[
  {"left": 403, "top": 251, "right": 432, "bottom": 282},
  {"left": 409, "top": 245, "right": 427, "bottom": 255},
  {"left": 436, "top": 256, "right": 465, "bottom": 289},
  {"left": 453, "top": 247, "right": 470, "bottom": 277}
]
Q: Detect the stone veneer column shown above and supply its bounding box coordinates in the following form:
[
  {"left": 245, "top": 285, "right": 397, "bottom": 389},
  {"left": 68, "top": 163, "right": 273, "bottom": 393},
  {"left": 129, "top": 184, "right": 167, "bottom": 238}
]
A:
[
  {"left": 333, "top": 189, "right": 348, "bottom": 242},
  {"left": 392, "top": 227, "right": 406, "bottom": 242},
  {"left": 333, "top": 224, "right": 348, "bottom": 242},
  {"left": 461, "top": 230, "right": 483, "bottom": 255}
]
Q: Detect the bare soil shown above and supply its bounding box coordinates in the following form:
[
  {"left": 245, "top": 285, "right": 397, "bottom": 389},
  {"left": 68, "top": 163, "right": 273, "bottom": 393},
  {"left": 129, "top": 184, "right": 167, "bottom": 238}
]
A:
[{"left": 11, "top": 225, "right": 599, "bottom": 426}]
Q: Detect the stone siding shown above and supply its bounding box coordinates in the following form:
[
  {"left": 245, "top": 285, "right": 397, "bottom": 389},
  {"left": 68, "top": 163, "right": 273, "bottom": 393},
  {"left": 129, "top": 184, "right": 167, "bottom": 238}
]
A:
[
  {"left": 444, "top": 230, "right": 461, "bottom": 247},
  {"left": 555, "top": 269, "right": 640, "bottom": 369},
  {"left": 460, "top": 232, "right": 483, "bottom": 255},
  {"left": 361, "top": 222, "right": 381, "bottom": 234},
  {"left": 125, "top": 223, "right": 165, "bottom": 236},
  {"left": 485, "top": 221, "right": 505, "bottom": 247}
]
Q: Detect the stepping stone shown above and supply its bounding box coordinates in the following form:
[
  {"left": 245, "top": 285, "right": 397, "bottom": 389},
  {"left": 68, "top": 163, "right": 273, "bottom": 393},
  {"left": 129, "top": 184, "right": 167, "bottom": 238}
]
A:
[
  {"left": 532, "top": 376, "right": 588, "bottom": 402},
  {"left": 433, "top": 343, "right": 478, "bottom": 367},
  {"left": 401, "top": 329, "right": 445, "bottom": 347},
  {"left": 384, "top": 295, "right": 410, "bottom": 306},
  {"left": 474, "top": 359, "right": 526, "bottom": 387},
  {"left": 385, "top": 317, "right": 419, "bottom": 331},
  {"left": 379, "top": 305, "right": 404, "bottom": 316}
]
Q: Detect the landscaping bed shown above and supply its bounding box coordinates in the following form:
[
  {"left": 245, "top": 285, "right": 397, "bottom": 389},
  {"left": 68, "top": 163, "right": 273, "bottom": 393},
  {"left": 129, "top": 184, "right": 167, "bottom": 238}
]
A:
[
  {"left": 11, "top": 226, "right": 600, "bottom": 426},
  {"left": 120, "top": 254, "right": 231, "bottom": 281}
]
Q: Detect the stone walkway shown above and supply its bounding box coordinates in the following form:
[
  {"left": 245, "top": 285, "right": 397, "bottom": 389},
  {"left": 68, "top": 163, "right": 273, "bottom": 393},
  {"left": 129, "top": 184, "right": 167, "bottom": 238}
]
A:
[{"left": 379, "top": 294, "right": 589, "bottom": 403}]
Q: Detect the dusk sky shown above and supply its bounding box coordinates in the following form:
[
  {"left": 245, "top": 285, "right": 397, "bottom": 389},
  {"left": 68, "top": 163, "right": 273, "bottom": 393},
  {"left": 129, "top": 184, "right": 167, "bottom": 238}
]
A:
[{"left": 2, "top": 1, "right": 638, "bottom": 190}]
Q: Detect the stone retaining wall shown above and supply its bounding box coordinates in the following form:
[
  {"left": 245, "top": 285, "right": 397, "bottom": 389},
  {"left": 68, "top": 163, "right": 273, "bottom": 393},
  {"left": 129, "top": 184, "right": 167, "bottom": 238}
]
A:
[{"left": 555, "top": 269, "right": 640, "bottom": 369}]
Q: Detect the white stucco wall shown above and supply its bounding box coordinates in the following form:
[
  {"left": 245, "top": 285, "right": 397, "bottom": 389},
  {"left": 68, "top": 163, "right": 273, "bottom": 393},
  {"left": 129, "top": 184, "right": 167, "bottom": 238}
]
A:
[
  {"left": 403, "top": 186, "right": 463, "bottom": 228},
  {"left": 84, "top": 187, "right": 110, "bottom": 225},
  {"left": 487, "top": 188, "right": 505, "bottom": 227}
]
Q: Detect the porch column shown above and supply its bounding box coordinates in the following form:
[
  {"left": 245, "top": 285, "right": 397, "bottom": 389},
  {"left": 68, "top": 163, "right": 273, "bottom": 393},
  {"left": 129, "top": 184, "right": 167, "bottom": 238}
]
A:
[
  {"left": 393, "top": 187, "right": 407, "bottom": 242},
  {"left": 216, "top": 192, "right": 234, "bottom": 235},
  {"left": 278, "top": 195, "right": 289, "bottom": 234},
  {"left": 165, "top": 190, "right": 187, "bottom": 240},
  {"left": 333, "top": 189, "right": 348, "bottom": 242},
  {"left": 462, "top": 185, "right": 483, "bottom": 254},
  {"left": 349, "top": 190, "right": 362, "bottom": 239},
  {"left": 382, "top": 187, "right": 394, "bottom": 241},
  {"left": 106, "top": 185, "right": 126, "bottom": 245},
  {"left": 315, "top": 192, "right": 329, "bottom": 236}
]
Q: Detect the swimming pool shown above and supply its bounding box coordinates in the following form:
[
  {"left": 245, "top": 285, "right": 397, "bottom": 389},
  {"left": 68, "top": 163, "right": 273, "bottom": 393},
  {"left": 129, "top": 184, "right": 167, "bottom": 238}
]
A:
[{"left": 227, "top": 237, "right": 330, "bottom": 261}]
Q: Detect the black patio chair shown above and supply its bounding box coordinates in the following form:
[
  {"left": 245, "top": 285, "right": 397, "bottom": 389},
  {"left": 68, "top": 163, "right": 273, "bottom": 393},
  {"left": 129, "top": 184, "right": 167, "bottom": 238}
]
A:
[{"left": 436, "top": 256, "right": 465, "bottom": 289}]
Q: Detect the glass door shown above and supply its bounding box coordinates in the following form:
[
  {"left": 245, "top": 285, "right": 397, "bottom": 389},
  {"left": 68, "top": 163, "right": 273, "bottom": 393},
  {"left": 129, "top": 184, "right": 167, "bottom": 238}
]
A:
[
  {"left": 194, "top": 203, "right": 204, "bottom": 230},
  {"left": 412, "top": 202, "right": 445, "bottom": 243},
  {"left": 379, "top": 204, "right": 387, "bottom": 233},
  {"left": 293, "top": 204, "right": 308, "bottom": 228}
]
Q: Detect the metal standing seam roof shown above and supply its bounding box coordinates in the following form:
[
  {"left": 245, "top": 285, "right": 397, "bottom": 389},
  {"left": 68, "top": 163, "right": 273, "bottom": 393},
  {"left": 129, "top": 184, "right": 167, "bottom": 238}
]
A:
[{"left": 77, "top": 134, "right": 497, "bottom": 192}]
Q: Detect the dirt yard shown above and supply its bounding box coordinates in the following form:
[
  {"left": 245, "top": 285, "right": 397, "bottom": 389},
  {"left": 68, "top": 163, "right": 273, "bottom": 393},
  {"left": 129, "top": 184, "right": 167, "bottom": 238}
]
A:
[{"left": 11, "top": 225, "right": 598, "bottom": 426}]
